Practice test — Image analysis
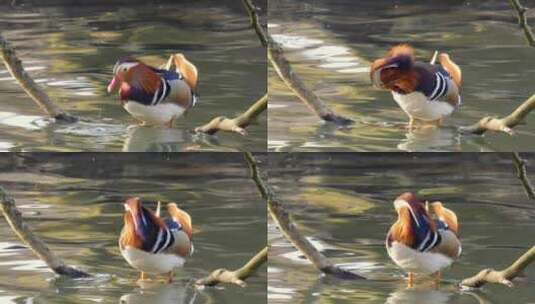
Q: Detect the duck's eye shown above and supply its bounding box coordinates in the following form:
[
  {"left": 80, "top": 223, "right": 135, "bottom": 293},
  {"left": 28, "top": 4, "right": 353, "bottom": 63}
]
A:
[{"left": 122, "top": 67, "right": 128, "bottom": 72}]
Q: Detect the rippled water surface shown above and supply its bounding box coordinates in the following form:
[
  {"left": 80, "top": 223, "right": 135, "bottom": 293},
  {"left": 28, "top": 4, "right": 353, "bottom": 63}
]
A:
[
  {"left": 0, "top": 153, "right": 267, "bottom": 303},
  {"left": 267, "top": 153, "right": 535, "bottom": 303},
  {"left": 268, "top": 0, "right": 535, "bottom": 151},
  {"left": 0, "top": 0, "right": 266, "bottom": 151}
]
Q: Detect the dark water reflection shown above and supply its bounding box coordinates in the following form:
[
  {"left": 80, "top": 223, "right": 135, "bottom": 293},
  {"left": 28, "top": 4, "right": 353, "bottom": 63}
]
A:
[
  {"left": 268, "top": 0, "right": 535, "bottom": 151},
  {"left": 0, "top": 153, "right": 267, "bottom": 303},
  {"left": 267, "top": 153, "right": 535, "bottom": 303},
  {"left": 0, "top": 0, "right": 266, "bottom": 151}
]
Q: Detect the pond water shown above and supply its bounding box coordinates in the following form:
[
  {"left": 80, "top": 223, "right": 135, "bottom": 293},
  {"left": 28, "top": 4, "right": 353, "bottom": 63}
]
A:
[
  {"left": 0, "top": 0, "right": 266, "bottom": 151},
  {"left": 0, "top": 153, "right": 267, "bottom": 303},
  {"left": 268, "top": 0, "right": 535, "bottom": 152},
  {"left": 267, "top": 153, "right": 535, "bottom": 303}
]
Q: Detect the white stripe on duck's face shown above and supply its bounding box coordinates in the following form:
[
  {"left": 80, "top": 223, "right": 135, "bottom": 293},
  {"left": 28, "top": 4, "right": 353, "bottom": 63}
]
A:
[
  {"left": 113, "top": 62, "right": 139, "bottom": 75},
  {"left": 394, "top": 199, "right": 422, "bottom": 227}
]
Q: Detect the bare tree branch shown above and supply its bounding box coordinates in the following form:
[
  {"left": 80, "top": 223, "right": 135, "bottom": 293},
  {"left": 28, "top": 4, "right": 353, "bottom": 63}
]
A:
[
  {"left": 461, "top": 246, "right": 535, "bottom": 288},
  {"left": 194, "top": 94, "right": 267, "bottom": 136},
  {"left": 242, "top": 0, "right": 267, "bottom": 47},
  {"left": 509, "top": 0, "right": 535, "bottom": 46},
  {"left": 195, "top": 246, "right": 267, "bottom": 287},
  {"left": 512, "top": 152, "right": 535, "bottom": 200},
  {"left": 252, "top": 1, "right": 353, "bottom": 126},
  {"left": 0, "top": 186, "right": 90, "bottom": 278},
  {"left": 195, "top": 0, "right": 267, "bottom": 136},
  {"left": 460, "top": 94, "right": 535, "bottom": 135},
  {"left": 244, "top": 152, "right": 364, "bottom": 280},
  {"left": 0, "top": 34, "right": 77, "bottom": 123},
  {"left": 461, "top": 2, "right": 535, "bottom": 134}
]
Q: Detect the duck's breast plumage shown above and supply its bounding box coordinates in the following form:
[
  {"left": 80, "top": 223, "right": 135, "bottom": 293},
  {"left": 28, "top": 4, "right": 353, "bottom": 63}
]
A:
[
  {"left": 392, "top": 90, "right": 455, "bottom": 121},
  {"left": 121, "top": 246, "right": 185, "bottom": 274},
  {"left": 386, "top": 240, "right": 454, "bottom": 274}
]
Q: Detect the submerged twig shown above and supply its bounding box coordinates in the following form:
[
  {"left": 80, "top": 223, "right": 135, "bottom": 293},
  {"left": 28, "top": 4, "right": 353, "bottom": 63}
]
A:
[
  {"left": 0, "top": 34, "right": 77, "bottom": 123},
  {"left": 244, "top": 152, "right": 364, "bottom": 280},
  {"left": 0, "top": 187, "right": 90, "bottom": 278},
  {"left": 195, "top": 94, "right": 267, "bottom": 136},
  {"left": 461, "top": 246, "right": 535, "bottom": 288},
  {"left": 195, "top": 246, "right": 267, "bottom": 287},
  {"left": 509, "top": 0, "right": 535, "bottom": 46},
  {"left": 512, "top": 152, "right": 535, "bottom": 200},
  {"left": 460, "top": 94, "right": 535, "bottom": 135}
]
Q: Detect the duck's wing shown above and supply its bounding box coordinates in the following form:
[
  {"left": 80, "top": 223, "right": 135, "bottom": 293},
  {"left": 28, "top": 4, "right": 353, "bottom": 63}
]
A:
[
  {"left": 165, "top": 203, "right": 193, "bottom": 257},
  {"left": 430, "top": 201, "right": 459, "bottom": 235},
  {"left": 388, "top": 205, "right": 440, "bottom": 252},
  {"left": 119, "top": 205, "right": 171, "bottom": 254}
]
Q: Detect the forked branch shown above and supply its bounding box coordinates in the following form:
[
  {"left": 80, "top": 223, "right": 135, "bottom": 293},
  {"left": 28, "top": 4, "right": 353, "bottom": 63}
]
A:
[
  {"left": 512, "top": 152, "right": 535, "bottom": 200},
  {"left": 509, "top": 0, "right": 535, "bottom": 46},
  {"left": 461, "top": 246, "right": 535, "bottom": 288},
  {"left": 195, "top": 246, "right": 267, "bottom": 287},
  {"left": 460, "top": 94, "right": 535, "bottom": 135},
  {"left": 194, "top": 94, "right": 267, "bottom": 136}
]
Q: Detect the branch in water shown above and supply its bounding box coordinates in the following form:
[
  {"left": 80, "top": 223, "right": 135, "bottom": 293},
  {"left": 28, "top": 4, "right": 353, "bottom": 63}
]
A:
[
  {"left": 0, "top": 34, "right": 77, "bottom": 123},
  {"left": 461, "top": 246, "right": 535, "bottom": 288},
  {"left": 194, "top": 94, "right": 267, "bottom": 136},
  {"left": 195, "top": 247, "right": 267, "bottom": 287},
  {"left": 509, "top": 0, "right": 535, "bottom": 46},
  {"left": 460, "top": 94, "right": 535, "bottom": 135},
  {"left": 512, "top": 152, "right": 535, "bottom": 200},
  {"left": 246, "top": 0, "right": 353, "bottom": 126},
  {"left": 0, "top": 186, "right": 90, "bottom": 278},
  {"left": 244, "top": 152, "right": 364, "bottom": 280}
]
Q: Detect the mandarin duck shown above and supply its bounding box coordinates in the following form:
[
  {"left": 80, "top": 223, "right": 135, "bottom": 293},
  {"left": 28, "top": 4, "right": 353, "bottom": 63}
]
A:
[
  {"left": 119, "top": 197, "right": 194, "bottom": 283},
  {"left": 107, "top": 54, "right": 198, "bottom": 127},
  {"left": 386, "top": 192, "right": 461, "bottom": 287},
  {"left": 370, "top": 44, "right": 462, "bottom": 129}
]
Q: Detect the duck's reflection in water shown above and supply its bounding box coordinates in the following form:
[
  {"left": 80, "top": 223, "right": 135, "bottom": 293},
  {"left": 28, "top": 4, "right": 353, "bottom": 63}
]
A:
[
  {"left": 122, "top": 125, "right": 203, "bottom": 152},
  {"left": 397, "top": 126, "right": 461, "bottom": 152},
  {"left": 119, "top": 281, "right": 198, "bottom": 304},
  {"left": 386, "top": 287, "right": 453, "bottom": 304}
]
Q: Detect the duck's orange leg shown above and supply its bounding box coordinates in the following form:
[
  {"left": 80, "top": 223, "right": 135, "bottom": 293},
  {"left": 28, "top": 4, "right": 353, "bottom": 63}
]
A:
[
  {"left": 407, "top": 272, "right": 415, "bottom": 288},
  {"left": 166, "top": 271, "right": 174, "bottom": 283},
  {"left": 138, "top": 272, "right": 147, "bottom": 282},
  {"left": 439, "top": 53, "right": 462, "bottom": 88},
  {"left": 433, "top": 271, "right": 441, "bottom": 287},
  {"left": 166, "top": 116, "right": 176, "bottom": 128}
]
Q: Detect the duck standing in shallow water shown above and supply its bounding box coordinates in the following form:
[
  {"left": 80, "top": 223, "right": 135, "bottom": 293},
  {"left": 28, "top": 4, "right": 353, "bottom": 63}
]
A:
[
  {"left": 107, "top": 54, "right": 198, "bottom": 127},
  {"left": 370, "top": 44, "right": 462, "bottom": 129},
  {"left": 119, "top": 197, "right": 193, "bottom": 282},
  {"left": 386, "top": 192, "right": 461, "bottom": 287}
]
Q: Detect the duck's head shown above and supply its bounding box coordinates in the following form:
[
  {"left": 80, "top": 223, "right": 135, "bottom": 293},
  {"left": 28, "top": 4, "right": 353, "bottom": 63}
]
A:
[
  {"left": 107, "top": 58, "right": 139, "bottom": 93},
  {"left": 107, "top": 58, "right": 161, "bottom": 101},
  {"left": 123, "top": 197, "right": 163, "bottom": 242},
  {"left": 370, "top": 44, "right": 418, "bottom": 93},
  {"left": 393, "top": 192, "right": 430, "bottom": 228}
]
